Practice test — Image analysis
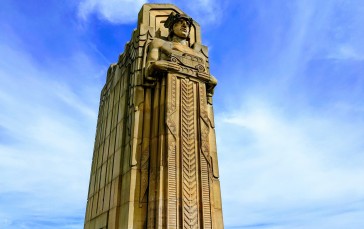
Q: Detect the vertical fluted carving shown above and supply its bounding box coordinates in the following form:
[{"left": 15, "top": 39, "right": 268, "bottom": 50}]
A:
[
  {"left": 181, "top": 79, "right": 198, "bottom": 229},
  {"left": 199, "top": 83, "right": 212, "bottom": 229},
  {"left": 167, "top": 75, "right": 177, "bottom": 228}
]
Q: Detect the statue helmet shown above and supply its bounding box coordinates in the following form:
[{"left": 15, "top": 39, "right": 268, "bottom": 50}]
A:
[{"left": 164, "top": 12, "right": 193, "bottom": 38}]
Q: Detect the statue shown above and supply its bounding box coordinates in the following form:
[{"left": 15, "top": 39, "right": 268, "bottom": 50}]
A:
[{"left": 84, "top": 4, "right": 223, "bottom": 229}]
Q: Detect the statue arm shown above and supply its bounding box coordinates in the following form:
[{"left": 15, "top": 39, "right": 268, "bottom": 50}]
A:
[
  {"left": 145, "top": 40, "right": 160, "bottom": 80},
  {"left": 206, "top": 74, "right": 217, "bottom": 104}
]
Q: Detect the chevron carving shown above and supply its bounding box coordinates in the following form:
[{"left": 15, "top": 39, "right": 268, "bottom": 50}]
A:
[{"left": 181, "top": 79, "right": 198, "bottom": 229}]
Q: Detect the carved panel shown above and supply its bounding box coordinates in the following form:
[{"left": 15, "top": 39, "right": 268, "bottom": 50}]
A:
[
  {"left": 181, "top": 79, "right": 198, "bottom": 229},
  {"left": 166, "top": 74, "right": 178, "bottom": 228},
  {"left": 199, "top": 83, "right": 212, "bottom": 229}
]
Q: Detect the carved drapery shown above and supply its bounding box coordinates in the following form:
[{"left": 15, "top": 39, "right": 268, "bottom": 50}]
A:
[{"left": 146, "top": 71, "right": 215, "bottom": 229}]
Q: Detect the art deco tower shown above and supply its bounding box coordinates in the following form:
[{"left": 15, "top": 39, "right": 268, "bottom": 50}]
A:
[{"left": 84, "top": 4, "right": 223, "bottom": 229}]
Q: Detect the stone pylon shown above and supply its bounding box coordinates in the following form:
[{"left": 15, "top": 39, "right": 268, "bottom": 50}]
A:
[{"left": 84, "top": 4, "right": 223, "bottom": 229}]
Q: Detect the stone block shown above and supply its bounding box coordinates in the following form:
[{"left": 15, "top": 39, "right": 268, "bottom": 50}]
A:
[
  {"left": 97, "top": 187, "right": 105, "bottom": 216},
  {"left": 108, "top": 129, "right": 116, "bottom": 157},
  {"left": 108, "top": 207, "right": 118, "bottom": 228},
  {"left": 100, "top": 163, "right": 107, "bottom": 188},
  {"left": 113, "top": 148, "right": 121, "bottom": 179},
  {"left": 103, "top": 183, "right": 111, "bottom": 212},
  {"left": 110, "top": 177, "right": 121, "bottom": 208},
  {"left": 120, "top": 171, "right": 131, "bottom": 205}
]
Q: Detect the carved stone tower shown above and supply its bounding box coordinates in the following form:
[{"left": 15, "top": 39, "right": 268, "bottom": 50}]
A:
[{"left": 84, "top": 4, "right": 223, "bottom": 229}]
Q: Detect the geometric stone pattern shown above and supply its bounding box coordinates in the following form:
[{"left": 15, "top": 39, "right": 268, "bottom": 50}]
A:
[{"left": 84, "top": 4, "right": 223, "bottom": 229}]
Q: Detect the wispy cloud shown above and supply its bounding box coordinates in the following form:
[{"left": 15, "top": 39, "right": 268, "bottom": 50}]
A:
[
  {"left": 0, "top": 29, "right": 103, "bottom": 228},
  {"left": 206, "top": 1, "right": 364, "bottom": 228},
  {"left": 78, "top": 0, "right": 147, "bottom": 23},
  {"left": 77, "top": 0, "right": 223, "bottom": 25},
  {"left": 172, "top": 0, "right": 224, "bottom": 25},
  {"left": 217, "top": 97, "right": 364, "bottom": 228},
  {"left": 327, "top": 44, "right": 364, "bottom": 61}
]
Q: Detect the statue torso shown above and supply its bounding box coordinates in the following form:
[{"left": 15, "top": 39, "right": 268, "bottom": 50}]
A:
[{"left": 154, "top": 38, "right": 204, "bottom": 60}]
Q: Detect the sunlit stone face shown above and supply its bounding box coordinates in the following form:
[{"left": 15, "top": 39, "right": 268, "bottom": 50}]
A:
[{"left": 172, "top": 19, "right": 190, "bottom": 39}]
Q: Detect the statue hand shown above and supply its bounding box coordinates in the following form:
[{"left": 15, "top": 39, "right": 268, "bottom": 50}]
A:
[
  {"left": 153, "top": 60, "right": 181, "bottom": 72},
  {"left": 209, "top": 75, "right": 218, "bottom": 86}
]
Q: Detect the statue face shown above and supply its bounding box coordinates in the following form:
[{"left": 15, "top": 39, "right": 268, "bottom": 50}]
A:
[{"left": 172, "top": 19, "right": 190, "bottom": 39}]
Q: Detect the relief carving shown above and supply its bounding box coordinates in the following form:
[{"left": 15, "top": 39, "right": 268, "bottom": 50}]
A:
[
  {"left": 181, "top": 79, "right": 198, "bottom": 229},
  {"left": 144, "top": 10, "right": 223, "bottom": 229},
  {"left": 84, "top": 4, "right": 223, "bottom": 229}
]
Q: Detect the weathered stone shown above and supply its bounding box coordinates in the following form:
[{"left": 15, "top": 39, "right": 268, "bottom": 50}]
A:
[{"left": 84, "top": 4, "right": 223, "bottom": 228}]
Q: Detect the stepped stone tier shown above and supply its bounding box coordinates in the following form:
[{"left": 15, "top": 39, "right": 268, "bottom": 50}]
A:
[{"left": 84, "top": 4, "right": 223, "bottom": 229}]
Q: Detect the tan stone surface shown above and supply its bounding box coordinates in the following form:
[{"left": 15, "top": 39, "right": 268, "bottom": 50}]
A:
[{"left": 84, "top": 3, "right": 223, "bottom": 229}]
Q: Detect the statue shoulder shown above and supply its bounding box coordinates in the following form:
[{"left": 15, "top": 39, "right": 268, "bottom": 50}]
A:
[{"left": 149, "top": 38, "right": 168, "bottom": 49}]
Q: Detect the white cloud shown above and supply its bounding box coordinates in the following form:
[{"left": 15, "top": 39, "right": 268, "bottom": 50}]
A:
[
  {"left": 0, "top": 37, "right": 102, "bottom": 228},
  {"left": 174, "top": 0, "right": 223, "bottom": 25},
  {"left": 77, "top": 0, "right": 222, "bottom": 25},
  {"left": 192, "top": 1, "right": 364, "bottom": 227},
  {"left": 327, "top": 44, "right": 364, "bottom": 60},
  {"left": 216, "top": 97, "right": 364, "bottom": 227},
  {"left": 78, "top": 0, "right": 147, "bottom": 23}
]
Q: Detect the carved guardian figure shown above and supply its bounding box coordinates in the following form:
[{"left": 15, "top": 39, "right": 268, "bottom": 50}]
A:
[{"left": 84, "top": 4, "right": 223, "bottom": 229}]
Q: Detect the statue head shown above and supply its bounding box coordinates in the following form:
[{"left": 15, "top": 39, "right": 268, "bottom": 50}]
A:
[{"left": 164, "top": 13, "right": 193, "bottom": 40}]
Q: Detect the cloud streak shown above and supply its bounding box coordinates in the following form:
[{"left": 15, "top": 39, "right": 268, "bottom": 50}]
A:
[
  {"left": 212, "top": 1, "right": 364, "bottom": 228},
  {"left": 0, "top": 27, "right": 103, "bottom": 229},
  {"left": 77, "top": 0, "right": 223, "bottom": 25},
  {"left": 217, "top": 97, "right": 364, "bottom": 228},
  {"left": 78, "top": 0, "right": 147, "bottom": 24}
]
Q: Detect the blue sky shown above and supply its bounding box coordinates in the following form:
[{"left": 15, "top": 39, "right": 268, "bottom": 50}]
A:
[{"left": 1, "top": 0, "right": 364, "bottom": 228}]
